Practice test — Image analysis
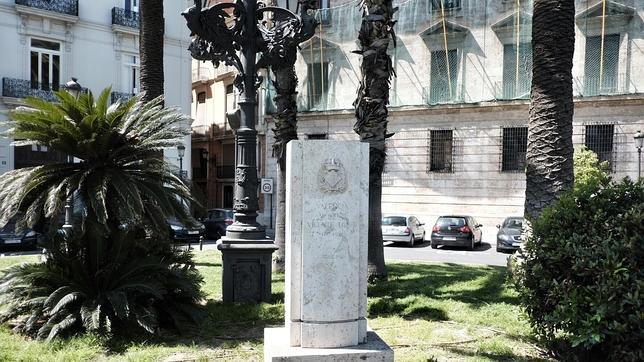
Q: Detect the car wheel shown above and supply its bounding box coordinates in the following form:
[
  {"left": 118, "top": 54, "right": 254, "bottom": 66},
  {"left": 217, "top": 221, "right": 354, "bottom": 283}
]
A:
[
  {"left": 420, "top": 232, "right": 426, "bottom": 243},
  {"left": 467, "top": 238, "right": 474, "bottom": 251},
  {"left": 408, "top": 234, "right": 415, "bottom": 247},
  {"left": 431, "top": 241, "right": 438, "bottom": 249}
]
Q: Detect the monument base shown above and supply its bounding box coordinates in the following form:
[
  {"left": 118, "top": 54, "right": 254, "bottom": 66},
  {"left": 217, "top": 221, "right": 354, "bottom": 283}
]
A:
[{"left": 263, "top": 327, "right": 393, "bottom": 362}]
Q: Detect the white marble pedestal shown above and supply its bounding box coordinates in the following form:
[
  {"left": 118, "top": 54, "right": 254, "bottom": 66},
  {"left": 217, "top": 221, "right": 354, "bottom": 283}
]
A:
[{"left": 263, "top": 141, "right": 393, "bottom": 362}]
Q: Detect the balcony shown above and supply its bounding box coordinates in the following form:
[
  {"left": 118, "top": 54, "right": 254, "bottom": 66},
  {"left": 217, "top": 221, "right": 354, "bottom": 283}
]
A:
[
  {"left": 2, "top": 78, "right": 59, "bottom": 102},
  {"left": 192, "top": 66, "right": 213, "bottom": 83},
  {"left": 216, "top": 165, "right": 235, "bottom": 179},
  {"left": 112, "top": 7, "right": 139, "bottom": 29},
  {"left": 110, "top": 91, "right": 134, "bottom": 104},
  {"left": 577, "top": 74, "right": 632, "bottom": 97},
  {"left": 15, "top": 0, "right": 78, "bottom": 17}
]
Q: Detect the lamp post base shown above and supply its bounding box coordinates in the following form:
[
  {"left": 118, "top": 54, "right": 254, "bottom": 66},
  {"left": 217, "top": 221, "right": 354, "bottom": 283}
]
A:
[{"left": 218, "top": 237, "right": 278, "bottom": 303}]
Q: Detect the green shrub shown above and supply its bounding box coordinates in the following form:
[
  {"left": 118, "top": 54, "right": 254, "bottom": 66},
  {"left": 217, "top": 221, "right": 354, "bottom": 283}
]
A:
[
  {"left": 573, "top": 146, "right": 610, "bottom": 190},
  {"left": 0, "top": 230, "right": 204, "bottom": 340},
  {"left": 514, "top": 177, "right": 643, "bottom": 361}
]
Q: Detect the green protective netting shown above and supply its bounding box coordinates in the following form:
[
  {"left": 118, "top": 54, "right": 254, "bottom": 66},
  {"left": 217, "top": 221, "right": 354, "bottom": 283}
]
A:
[{"left": 264, "top": 0, "right": 641, "bottom": 112}]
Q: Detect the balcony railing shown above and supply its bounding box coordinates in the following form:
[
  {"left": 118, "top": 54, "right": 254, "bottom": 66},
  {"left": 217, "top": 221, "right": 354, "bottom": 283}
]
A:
[
  {"left": 494, "top": 78, "right": 531, "bottom": 100},
  {"left": 15, "top": 0, "right": 78, "bottom": 16},
  {"left": 110, "top": 91, "right": 135, "bottom": 104},
  {"left": 192, "top": 66, "right": 213, "bottom": 83},
  {"left": 216, "top": 165, "right": 235, "bottom": 179},
  {"left": 578, "top": 74, "right": 631, "bottom": 97},
  {"left": 2, "top": 78, "right": 59, "bottom": 102},
  {"left": 111, "top": 7, "right": 139, "bottom": 29}
]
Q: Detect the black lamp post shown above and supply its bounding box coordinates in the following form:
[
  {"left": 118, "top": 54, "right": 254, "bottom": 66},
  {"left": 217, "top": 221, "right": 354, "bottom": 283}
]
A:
[
  {"left": 177, "top": 144, "right": 186, "bottom": 179},
  {"left": 635, "top": 130, "right": 643, "bottom": 179},
  {"left": 182, "top": 0, "right": 317, "bottom": 302},
  {"left": 62, "top": 77, "right": 82, "bottom": 233}
]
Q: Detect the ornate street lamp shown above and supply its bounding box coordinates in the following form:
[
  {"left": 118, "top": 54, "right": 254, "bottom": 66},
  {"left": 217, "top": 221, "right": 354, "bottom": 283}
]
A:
[
  {"left": 182, "top": 0, "right": 317, "bottom": 302},
  {"left": 62, "top": 77, "right": 82, "bottom": 233},
  {"left": 177, "top": 144, "right": 186, "bottom": 179},
  {"left": 634, "top": 130, "right": 643, "bottom": 179}
]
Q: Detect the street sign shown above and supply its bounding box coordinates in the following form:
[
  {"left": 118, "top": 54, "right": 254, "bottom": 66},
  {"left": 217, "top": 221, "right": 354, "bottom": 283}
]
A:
[{"left": 261, "top": 178, "right": 273, "bottom": 194}]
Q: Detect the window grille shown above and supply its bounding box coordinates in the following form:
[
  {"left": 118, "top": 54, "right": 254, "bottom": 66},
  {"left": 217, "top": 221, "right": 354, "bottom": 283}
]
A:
[
  {"left": 429, "top": 50, "right": 459, "bottom": 104},
  {"left": 584, "top": 35, "right": 620, "bottom": 96},
  {"left": 584, "top": 124, "right": 614, "bottom": 168},
  {"left": 501, "top": 127, "right": 528, "bottom": 172},
  {"left": 502, "top": 44, "right": 532, "bottom": 100},
  {"left": 306, "top": 133, "right": 327, "bottom": 140},
  {"left": 428, "top": 130, "right": 453, "bottom": 173}
]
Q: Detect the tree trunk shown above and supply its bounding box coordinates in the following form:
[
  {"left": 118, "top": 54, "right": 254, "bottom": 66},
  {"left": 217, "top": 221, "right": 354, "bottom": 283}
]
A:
[
  {"left": 139, "top": 0, "right": 165, "bottom": 103},
  {"left": 354, "top": 0, "right": 396, "bottom": 282},
  {"left": 524, "top": 0, "right": 575, "bottom": 220},
  {"left": 271, "top": 65, "right": 299, "bottom": 273}
]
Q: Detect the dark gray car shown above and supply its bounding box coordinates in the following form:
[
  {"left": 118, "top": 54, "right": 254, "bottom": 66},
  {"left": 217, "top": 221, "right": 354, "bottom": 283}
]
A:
[
  {"left": 201, "top": 208, "right": 234, "bottom": 240},
  {"left": 430, "top": 215, "right": 483, "bottom": 251},
  {"left": 496, "top": 217, "right": 525, "bottom": 253}
]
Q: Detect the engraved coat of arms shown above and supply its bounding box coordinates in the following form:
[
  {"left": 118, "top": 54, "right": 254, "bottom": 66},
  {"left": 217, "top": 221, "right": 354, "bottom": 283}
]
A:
[{"left": 318, "top": 158, "right": 347, "bottom": 193}]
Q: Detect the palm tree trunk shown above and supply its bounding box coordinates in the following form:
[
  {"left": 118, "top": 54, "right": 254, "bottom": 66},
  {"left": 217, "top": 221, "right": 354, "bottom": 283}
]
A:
[
  {"left": 139, "top": 0, "right": 165, "bottom": 103},
  {"left": 525, "top": 0, "right": 575, "bottom": 220},
  {"left": 354, "top": 0, "right": 396, "bottom": 282},
  {"left": 271, "top": 65, "right": 299, "bottom": 273}
]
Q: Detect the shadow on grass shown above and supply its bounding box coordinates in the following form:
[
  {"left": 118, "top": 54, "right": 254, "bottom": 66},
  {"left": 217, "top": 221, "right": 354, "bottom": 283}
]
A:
[
  {"left": 194, "top": 261, "right": 221, "bottom": 268},
  {"left": 368, "top": 262, "right": 516, "bottom": 319},
  {"left": 443, "top": 345, "right": 549, "bottom": 362}
]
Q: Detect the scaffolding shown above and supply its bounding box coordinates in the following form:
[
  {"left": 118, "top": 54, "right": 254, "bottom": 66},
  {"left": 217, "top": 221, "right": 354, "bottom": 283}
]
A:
[{"left": 265, "top": 0, "right": 643, "bottom": 112}]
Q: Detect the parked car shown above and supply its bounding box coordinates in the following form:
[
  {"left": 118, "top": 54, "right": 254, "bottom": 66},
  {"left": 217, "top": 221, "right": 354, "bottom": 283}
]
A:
[
  {"left": 167, "top": 217, "right": 205, "bottom": 244},
  {"left": 381, "top": 215, "right": 425, "bottom": 247},
  {"left": 496, "top": 217, "right": 525, "bottom": 253},
  {"left": 0, "top": 219, "right": 42, "bottom": 251},
  {"left": 201, "top": 208, "right": 234, "bottom": 240},
  {"left": 430, "top": 215, "right": 483, "bottom": 250}
]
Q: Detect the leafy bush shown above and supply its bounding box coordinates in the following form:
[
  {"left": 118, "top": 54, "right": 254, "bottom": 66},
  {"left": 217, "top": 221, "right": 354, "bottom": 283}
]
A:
[
  {"left": 0, "top": 89, "right": 204, "bottom": 340},
  {"left": 514, "top": 177, "right": 644, "bottom": 361},
  {"left": 0, "top": 231, "right": 203, "bottom": 340},
  {"left": 573, "top": 146, "right": 610, "bottom": 190}
]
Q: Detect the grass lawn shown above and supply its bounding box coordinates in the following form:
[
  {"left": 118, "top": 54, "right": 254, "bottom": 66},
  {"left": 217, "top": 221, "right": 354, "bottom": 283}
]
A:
[{"left": 0, "top": 250, "right": 548, "bottom": 361}]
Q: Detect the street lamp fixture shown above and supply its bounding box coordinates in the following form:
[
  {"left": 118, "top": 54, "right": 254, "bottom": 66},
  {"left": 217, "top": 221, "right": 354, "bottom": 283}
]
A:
[
  {"left": 182, "top": 0, "right": 318, "bottom": 302},
  {"left": 64, "top": 77, "right": 82, "bottom": 99},
  {"left": 177, "top": 144, "right": 186, "bottom": 179},
  {"left": 62, "top": 77, "right": 83, "bottom": 233},
  {"left": 634, "top": 130, "right": 643, "bottom": 179}
]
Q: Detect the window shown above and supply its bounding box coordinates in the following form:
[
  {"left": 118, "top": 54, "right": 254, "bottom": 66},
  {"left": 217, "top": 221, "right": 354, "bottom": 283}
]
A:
[
  {"left": 502, "top": 43, "right": 532, "bottom": 99},
  {"left": 585, "top": 124, "right": 614, "bottom": 166},
  {"left": 307, "top": 133, "right": 327, "bottom": 140},
  {"left": 501, "top": 127, "right": 528, "bottom": 172},
  {"left": 123, "top": 55, "right": 140, "bottom": 94},
  {"left": 584, "top": 34, "right": 620, "bottom": 96},
  {"left": 30, "top": 39, "right": 61, "bottom": 91},
  {"left": 318, "top": 0, "right": 331, "bottom": 25},
  {"left": 196, "top": 91, "right": 207, "bottom": 122},
  {"left": 307, "top": 62, "right": 329, "bottom": 109},
  {"left": 431, "top": 0, "right": 461, "bottom": 11},
  {"left": 125, "top": 0, "right": 138, "bottom": 12},
  {"left": 429, "top": 130, "right": 453, "bottom": 172},
  {"left": 429, "top": 49, "right": 458, "bottom": 104},
  {"left": 225, "top": 84, "right": 236, "bottom": 113}
]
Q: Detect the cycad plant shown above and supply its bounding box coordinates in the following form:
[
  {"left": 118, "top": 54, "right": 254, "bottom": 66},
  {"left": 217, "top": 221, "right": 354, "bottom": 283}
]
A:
[{"left": 0, "top": 88, "right": 204, "bottom": 339}]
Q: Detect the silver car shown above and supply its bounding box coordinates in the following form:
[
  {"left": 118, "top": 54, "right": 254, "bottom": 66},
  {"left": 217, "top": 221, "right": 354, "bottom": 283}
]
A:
[{"left": 381, "top": 215, "right": 426, "bottom": 247}]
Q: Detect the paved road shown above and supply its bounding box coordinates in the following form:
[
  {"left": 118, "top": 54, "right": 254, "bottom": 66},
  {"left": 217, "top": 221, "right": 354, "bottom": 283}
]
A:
[
  {"left": 383, "top": 240, "right": 512, "bottom": 267},
  {"left": 1, "top": 237, "right": 514, "bottom": 267}
]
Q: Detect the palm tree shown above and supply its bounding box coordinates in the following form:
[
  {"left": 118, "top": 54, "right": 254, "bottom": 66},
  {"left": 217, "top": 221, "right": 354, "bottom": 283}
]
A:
[
  {"left": 0, "top": 89, "right": 203, "bottom": 339},
  {"left": 524, "top": 0, "right": 575, "bottom": 220},
  {"left": 139, "top": 0, "right": 165, "bottom": 103},
  {"left": 269, "top": 0, "right": 318, "bottom": 272},
  {"left": 353, "top": 0, "right": 396, "bottom": 281}
]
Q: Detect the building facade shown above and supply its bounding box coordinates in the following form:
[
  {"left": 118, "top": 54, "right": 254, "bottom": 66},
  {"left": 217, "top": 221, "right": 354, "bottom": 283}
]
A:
[
  {"left": 258, "top": 0, "right": 644, "bottom": 232},
  {"left": 0, "top": 0, "right": 194, "bottom": 176}
]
